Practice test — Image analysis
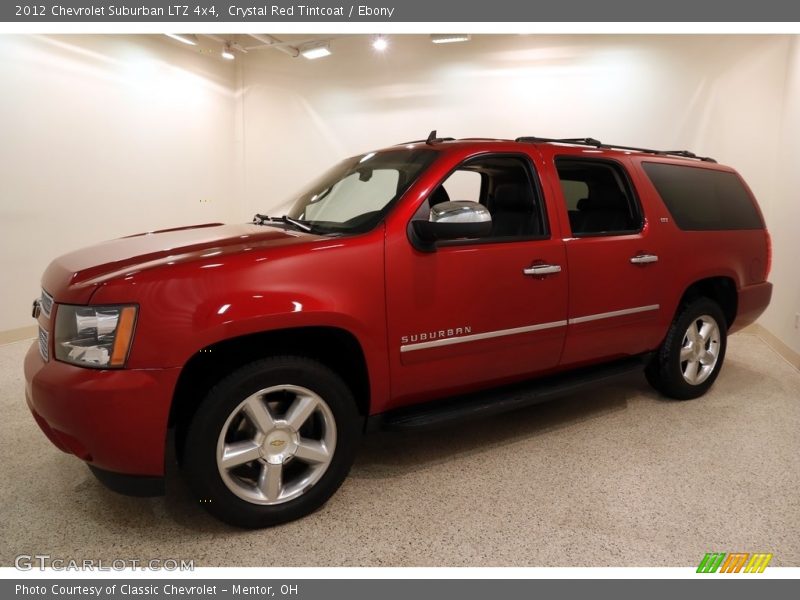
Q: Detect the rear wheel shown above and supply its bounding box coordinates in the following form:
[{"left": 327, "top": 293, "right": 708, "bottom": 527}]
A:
[
  {"left": 646, "top": 297, "right": 728, "bottom": 400},
  {"left": 182, "top": 356, "right": 361, "bottom": 528}
]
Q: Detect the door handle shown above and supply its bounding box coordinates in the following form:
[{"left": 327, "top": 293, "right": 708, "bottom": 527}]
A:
[
  {"left": 630, "top": 253, "right": 659, "bottom": 265},
  {"left": 523, "top": 264, "right": 562, "bottom": 276}
]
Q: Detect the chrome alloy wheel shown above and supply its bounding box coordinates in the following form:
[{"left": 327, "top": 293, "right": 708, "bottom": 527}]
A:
[
  {"left": 679, "top": 315, "right": 721, "bottom": 386},
  {"left": 216, "top": 385, "right": 337, "bottom": 506}
]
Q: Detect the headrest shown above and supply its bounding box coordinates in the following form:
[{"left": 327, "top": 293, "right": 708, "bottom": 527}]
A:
[
  {"left": 492, "top": 183, "right": 533, "bottom": 212},
  {"left": 580, "top": 181, "right": 627, "bottom": 210}
]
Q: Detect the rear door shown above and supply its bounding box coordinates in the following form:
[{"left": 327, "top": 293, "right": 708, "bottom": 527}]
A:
[{"left": 550, "top": 155, "right": 666, "bottom": 365}]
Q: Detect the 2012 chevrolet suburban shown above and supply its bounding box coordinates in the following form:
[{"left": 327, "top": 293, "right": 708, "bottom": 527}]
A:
[{"left": 24, "top": 133, "right": 773, "bottom": 528}]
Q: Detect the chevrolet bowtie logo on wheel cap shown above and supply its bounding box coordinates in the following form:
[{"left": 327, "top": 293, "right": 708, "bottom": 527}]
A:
[
  {"left": 697, "top": 552, "right": 773, "bottom": 573},
  {"left": 269, "top": 440, "right": 286, "bottom": 448}
]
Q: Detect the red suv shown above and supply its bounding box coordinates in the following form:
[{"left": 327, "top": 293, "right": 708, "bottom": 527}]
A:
[{"left": 24, "top": 134, "right": 772, "bottom": 528}]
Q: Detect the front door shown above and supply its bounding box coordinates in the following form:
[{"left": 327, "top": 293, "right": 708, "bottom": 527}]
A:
[{"left": 385, "top": 153, "right": 569, "bottom": 408}]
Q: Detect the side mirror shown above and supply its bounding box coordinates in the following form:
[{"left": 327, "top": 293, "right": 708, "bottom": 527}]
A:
[{"left": 412, "top": 201, "right": 492, "bottom": 246}]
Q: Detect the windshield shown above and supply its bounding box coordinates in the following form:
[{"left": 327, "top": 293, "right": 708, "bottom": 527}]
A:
[{"left": 285, "top": 148, "right": 438, "bottom": 234}]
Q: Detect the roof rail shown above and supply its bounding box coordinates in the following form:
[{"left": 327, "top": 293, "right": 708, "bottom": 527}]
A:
[{"left": 514, "top": 136, "right": 717, "bottom": 163}]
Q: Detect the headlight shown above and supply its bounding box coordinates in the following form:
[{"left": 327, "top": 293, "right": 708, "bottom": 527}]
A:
[{"left": 54, "top": 305, "right": 138, "bottom": 368}]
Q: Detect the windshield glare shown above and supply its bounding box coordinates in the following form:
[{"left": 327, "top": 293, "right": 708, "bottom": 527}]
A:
[{"left": 286, "top": 148, "right": 438, "bottom": 234}]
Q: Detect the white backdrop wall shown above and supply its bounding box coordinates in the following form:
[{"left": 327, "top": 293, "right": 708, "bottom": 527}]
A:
[
  {"left": 241, "top": 34, "right": 799, "bottom": 354},
  {"left": 0, "top": 34, "right": 797, "bottom": 355},
  {"left": 0, "top": 34, "right": 238, "bottom": 333},
  {"left": 760, "top": 36, "right": 800, "bottom": 355},
  {"left": 240, "top": 35, "right": 787, "bottom": 214}
]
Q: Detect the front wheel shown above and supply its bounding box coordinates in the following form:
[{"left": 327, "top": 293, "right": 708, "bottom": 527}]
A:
[
  {"left": 646, "top": 297, "right": 728, "bottom": 400},
  {"left": 182, "top": 356, "right": 361, "bottom": 528}
]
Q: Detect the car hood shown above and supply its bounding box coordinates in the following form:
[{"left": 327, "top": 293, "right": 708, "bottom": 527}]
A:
[{"left": 42, "top": 222, "right": 314, "bottom": 303}]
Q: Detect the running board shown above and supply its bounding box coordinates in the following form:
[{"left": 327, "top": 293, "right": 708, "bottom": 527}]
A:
[{"left": 370, "top": 355, "right": 649, "bottom": 432}]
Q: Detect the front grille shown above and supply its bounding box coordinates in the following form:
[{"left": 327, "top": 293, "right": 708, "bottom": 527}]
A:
[
  {"left": 38, "top": 327, "right": 49, "bottom": 362},
  {"left": 40, "top": 289, "right": 54, "bottom": 318}
]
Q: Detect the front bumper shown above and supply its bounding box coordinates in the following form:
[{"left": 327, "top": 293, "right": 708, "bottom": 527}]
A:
[{"left": 24, "top": 342, "right": 180, "bottom": 480}]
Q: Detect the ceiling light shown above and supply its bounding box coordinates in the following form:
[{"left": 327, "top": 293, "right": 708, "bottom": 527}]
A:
[
  {"left": 372, "top": 36, "right": 388, "bottom": 52},
  {"left": 165, "top": 34, "right": 198, "bottom": 46},
  {"left": 430, "top": 34, "right": 471, "bottom": 44},
  {"left": 221, "top": 43, "right": 235, "bottom": 60},
  {"left": 300, "top": 42, "right": 331, "bottom": 60}
]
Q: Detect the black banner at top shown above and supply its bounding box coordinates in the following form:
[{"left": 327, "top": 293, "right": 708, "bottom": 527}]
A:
[{"left": 3, "top": 0, "right": 800, "bottom": 22}]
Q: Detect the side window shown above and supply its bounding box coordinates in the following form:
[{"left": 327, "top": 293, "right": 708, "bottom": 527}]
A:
[
  {"left": 556, "top": 159, "right": 642, "bottom": 236},
  {"left": 442, "top": 170, "right": 482, "bottom": 203},
  {"left": 559, "top": 180, "right": 589, "bottom": 211},
  {"left": 419, "top": 155, "right": 548, "bottom": 240},
  {"left": 641, "top": 162, "right": 763, "bottom": 231}
]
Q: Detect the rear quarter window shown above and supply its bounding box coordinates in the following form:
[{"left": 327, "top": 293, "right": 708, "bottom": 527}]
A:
[{"left": 642, "top": 162, "right": 763, "bottom": 230}]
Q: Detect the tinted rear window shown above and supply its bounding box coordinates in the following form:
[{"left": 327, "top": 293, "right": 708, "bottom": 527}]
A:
[{"left": 642, "top": 162, "right": 763, "bottom": 230}]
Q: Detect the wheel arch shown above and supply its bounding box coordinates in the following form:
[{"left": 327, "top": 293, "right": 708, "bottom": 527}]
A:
[
  {"left": 169, "top": 326, "right": 371, "bottom": 459},
  {"left": 676, "top": 276, "right": 738, "bottom": 329}
]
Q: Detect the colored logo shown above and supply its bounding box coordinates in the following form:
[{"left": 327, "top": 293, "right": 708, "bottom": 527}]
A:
[{"left": 697, "top": 552, "right": 773, "bottom": 573}]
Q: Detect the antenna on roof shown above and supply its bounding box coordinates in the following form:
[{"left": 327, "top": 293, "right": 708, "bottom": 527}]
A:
[{"left": 397, "top": 131, "right": 456, "bottom": 146}]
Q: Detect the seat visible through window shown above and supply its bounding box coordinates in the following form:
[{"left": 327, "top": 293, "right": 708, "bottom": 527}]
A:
[
  {"left": 557, "top": 159, "right": 641, "bottom": 236},
  {"left": 488, "top": 182, "right": 538, "bottom": 237}
]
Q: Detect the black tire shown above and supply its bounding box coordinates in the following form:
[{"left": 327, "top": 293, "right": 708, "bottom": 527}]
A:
[
  {"left": 182, "top": 356, "right": 362, "bottom": 528},
  {"left": 645, "top": 297, "right": 728, "bottom": 400}
]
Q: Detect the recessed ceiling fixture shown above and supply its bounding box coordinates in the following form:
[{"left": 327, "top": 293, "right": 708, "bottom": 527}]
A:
[
  {"left": 430, "top": 34, "right": 471, "bottom": 44},
  {"left": 300, "top": 42, "right": 332, "bottom": 60},
  {"left": 221, "top": 43, "right": 235, "bottom": 60},
  {"left": 165, "top": 33, "right": 198, "bottom": 46},
  {"left": 372, "top": 35, "right": 388, "bottom": 52}
]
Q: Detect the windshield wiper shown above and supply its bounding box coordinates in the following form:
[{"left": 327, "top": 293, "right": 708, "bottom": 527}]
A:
[
  {"left": 281, "top": 215, "right": 313, "bottom": 232},
  {"left": 253, "top": 214, "right": 315, "bottom": 233}
]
